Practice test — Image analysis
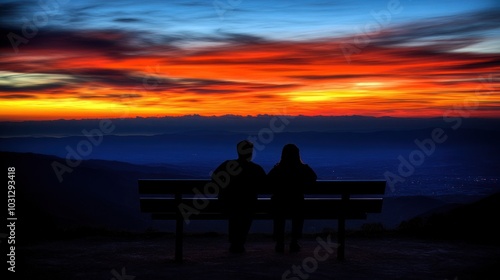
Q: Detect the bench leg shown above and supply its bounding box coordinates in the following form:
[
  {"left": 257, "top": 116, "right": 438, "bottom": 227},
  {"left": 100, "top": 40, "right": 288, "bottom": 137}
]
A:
[
  {"left": 337, "top": 217, "right": 345, "bottom": 261},
  {"left": 175, "top": 216, "right": 184, "bottom": 263}
]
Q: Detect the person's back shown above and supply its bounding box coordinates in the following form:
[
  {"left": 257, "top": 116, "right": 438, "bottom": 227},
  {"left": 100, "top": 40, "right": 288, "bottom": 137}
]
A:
[
  {"left": 269, "top": 162, "right": 316, "bottom": 206},
  {"left": 213, "top": 140, "right": 266, "bottom": 253},
  {"left": 217, "top": 158, "right": 265, "bottom": 213},
  {"left": 268, "top": 144, "right": 317, "bottom": 253}
]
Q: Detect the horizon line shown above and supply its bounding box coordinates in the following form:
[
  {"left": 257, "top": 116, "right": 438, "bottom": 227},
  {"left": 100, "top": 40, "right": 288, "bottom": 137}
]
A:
[{"left": 3, "top": 114, "right": 500, "bottom": 123}]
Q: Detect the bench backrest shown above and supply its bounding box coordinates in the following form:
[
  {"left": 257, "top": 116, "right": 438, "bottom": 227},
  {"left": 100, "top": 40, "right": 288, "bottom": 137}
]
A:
[
  {"left": 139, "top": 179, "right": 386, "bottom": 195},
  {"left": 138, "top": 179, "right": 386, "bottom": 220}
]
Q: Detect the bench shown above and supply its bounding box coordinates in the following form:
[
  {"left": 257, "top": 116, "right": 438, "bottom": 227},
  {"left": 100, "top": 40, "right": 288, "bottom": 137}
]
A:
[{"left": 138, "top": 179, "right": 386, "bottom": 262}]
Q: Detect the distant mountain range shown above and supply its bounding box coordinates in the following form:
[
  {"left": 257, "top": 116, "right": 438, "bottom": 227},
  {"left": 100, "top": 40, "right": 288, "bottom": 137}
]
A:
[
  {"left": 2, "top": 115, "right": 500, "bottom": 137},
  {"left": 2, "top": 127, "right": 499, "bottom": 163}
]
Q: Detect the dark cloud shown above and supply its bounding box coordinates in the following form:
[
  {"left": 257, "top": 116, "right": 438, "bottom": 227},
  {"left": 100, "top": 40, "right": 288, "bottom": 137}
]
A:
[
  {"left": 0, "top": 64, "right": 296, "bottom": 95},
  {"left": 78, "top": 93, "right": 142, "bottom": 99},
  {"left": 188, "top": 89, "right": 237, "bottom": 94},
  {"left": 113, "top": 18, "right": 143, "bottom": 23},
  {"left": 254, "top": 94, "right": 276, "bottom": 99},
  {"left": 213, "top": 32, "right": 269, "bottom": 44},
  {"left": 171, "top": 56, "right": 312, "bottom": 66},
  {"left": 37, "top": 30, "right": 145, "bottom": 55},
  {"left": 0, "top": 1, "right": 29, "bottom": 26},
  {"left": 289, "top": 74, "right": 386, "bottom": 80},
  {"left": 64, "top": 68, "right": 142, "bottom": 87},
  {"left": 370, "top": 9, "right": 500, "bottom": 52},
  {"left": 49, "top": 67, "right": 298, "bottom": 94},
  {"left": 248, "top": 83, "right": 297, "bottom": 90},
  {"left": 165, "top": 78, "right": 297, "bottom": 94},
  {"left": 442, "top": 58, "right": 500, "bottom": 71},
  {"left": 0, "top": 94, "right": 34, "bottom": 99},
  {"left": 0, "top": 23, "right": 179, "bottom": 58}
]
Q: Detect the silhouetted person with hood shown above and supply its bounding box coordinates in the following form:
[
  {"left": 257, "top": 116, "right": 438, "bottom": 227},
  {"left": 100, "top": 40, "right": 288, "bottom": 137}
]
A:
[
  {"left": 268, "top": 144, "right": 317, "bottom": 253},
  {"left": 213, "top": 140, "right": 266, "bottom": 253}
]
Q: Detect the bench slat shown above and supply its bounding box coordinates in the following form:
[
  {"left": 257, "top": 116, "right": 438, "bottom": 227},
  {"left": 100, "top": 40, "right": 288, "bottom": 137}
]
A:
[
  {"left": 140, "top": 198, "right": 383, "bottom": 217},
  {"left": 139, "top": 179, "right": 386, "bottom": 195},
  {"left": 150, "top": 212, "right": 368, "bottom": 220}
]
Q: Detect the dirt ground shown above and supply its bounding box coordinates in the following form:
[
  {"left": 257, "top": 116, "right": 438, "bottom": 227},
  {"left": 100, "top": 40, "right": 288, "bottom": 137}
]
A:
[{"left": 13, "top": 233, "right": 500, "bottom": 280}]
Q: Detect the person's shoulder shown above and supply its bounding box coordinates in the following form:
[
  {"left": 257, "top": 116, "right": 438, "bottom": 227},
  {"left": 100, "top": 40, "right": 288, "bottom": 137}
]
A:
[
  {"left": 267, "top": 163, "right": 282, "bottom": 175},
  {"left": 301, "top": 164, "right": 317, "bottom": 178},
  {"left": 217, "top": 159, "right": 230, "bottom": 167},
  {"left": 248, "top": 161, "right": 265, "bottom": 170},
  {"left": 243, "top": 161, "right": 264, "bottom": 174},
  {"left": 301, "top": 163, "right": 313, "bottom": 169},
  {"left": 297, "top": 163, "right": 315, "bottom": 172},
  {"left": 268, "top": 163, "right": 280, "bottom": 171}
]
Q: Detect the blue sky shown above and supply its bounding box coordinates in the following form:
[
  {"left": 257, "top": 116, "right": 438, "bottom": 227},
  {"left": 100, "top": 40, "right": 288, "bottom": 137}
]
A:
[
  {"left": 25, "top": 0, "right": 497, "bottom": 53},
  {"left": 5, "top": 0, "right": 499, "bottom": 40}
]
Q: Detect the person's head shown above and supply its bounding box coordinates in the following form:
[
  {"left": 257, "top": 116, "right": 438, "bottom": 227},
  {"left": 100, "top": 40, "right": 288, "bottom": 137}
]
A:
[
  {"left": 237, "top": 140, "right": 254, "bottom": 161},
  {"left": 280, "top": 143, "right": 302, "bottom": 166}
]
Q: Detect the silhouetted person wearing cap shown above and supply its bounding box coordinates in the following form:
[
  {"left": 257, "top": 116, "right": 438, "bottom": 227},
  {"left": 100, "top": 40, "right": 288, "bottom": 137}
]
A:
[
  {"left": 268, "top": 144, "right": 317, "bottom": 253},
  {"left": 213, "top": 140, "right": 266, "bottom": 253}
]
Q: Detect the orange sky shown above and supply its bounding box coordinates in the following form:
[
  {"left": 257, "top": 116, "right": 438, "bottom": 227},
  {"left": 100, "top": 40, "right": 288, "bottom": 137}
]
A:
[{"left": 1, "top": 32, "right": 499, "bottom": 121}]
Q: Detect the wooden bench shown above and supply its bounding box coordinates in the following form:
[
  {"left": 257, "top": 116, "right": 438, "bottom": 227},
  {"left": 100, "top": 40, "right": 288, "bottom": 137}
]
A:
[{"left": 138, "top": 179, "right": 386, "bottom": 262}]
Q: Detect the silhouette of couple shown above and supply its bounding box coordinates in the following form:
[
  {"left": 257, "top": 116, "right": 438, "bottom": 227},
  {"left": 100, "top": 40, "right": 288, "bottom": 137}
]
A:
[{"left": 212, "top": 140, "right": 317, "bottom": 254}]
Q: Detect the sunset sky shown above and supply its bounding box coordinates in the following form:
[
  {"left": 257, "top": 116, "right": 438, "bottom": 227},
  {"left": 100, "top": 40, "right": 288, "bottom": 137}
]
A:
[{"left": 1, "top": 0, "right": 499, "bottom": 121}]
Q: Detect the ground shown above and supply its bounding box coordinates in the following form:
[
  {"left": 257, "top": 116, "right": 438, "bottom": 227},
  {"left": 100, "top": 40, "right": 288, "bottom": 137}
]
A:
[{"left": 15, "top": 233, "right": 500, "bottom": 280}]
